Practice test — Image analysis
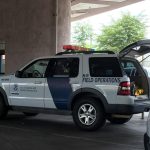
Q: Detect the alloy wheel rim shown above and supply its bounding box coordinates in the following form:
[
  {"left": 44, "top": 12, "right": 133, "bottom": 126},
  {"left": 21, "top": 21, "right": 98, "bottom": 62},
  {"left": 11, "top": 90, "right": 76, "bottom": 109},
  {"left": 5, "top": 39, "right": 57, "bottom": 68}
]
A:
[{"left": 78, "top": 104, "right": 96, "bottom": 126}]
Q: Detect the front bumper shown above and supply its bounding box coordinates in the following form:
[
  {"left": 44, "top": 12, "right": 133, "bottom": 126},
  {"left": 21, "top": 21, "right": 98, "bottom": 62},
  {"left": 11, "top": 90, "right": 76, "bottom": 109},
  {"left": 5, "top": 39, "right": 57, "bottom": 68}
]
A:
[
  {"left": 144, "top": 133, "right": 150, "bottom": 150},
  {"left": 106, "top": 100, "right": 150, "bottom": 115}
]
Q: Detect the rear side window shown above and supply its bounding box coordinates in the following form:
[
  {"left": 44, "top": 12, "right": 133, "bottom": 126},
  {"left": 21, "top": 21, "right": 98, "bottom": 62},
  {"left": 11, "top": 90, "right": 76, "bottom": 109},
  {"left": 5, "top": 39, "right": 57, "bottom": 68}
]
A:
[
  {"left": 47, "top": 58, "right": 79, "bottom": 78},
  {"left": 89, "top": 57, "right": 122, "bottom": 77}
]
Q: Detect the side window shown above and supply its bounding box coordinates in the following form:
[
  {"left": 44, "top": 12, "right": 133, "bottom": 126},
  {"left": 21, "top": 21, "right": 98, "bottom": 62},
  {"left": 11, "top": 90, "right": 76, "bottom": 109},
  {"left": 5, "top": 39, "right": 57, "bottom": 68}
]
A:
[
  {"left": 47, "top": 58, "right": 79, "bottom": 78},
  {"left": 89, "top": 57, "right": 122, "bottom": 77},
  {"left": 121, "top": 60, "right": 138, "bottom": 77},
  {"left": 22, "top": 60, "right": 49, "bottom": 78}
]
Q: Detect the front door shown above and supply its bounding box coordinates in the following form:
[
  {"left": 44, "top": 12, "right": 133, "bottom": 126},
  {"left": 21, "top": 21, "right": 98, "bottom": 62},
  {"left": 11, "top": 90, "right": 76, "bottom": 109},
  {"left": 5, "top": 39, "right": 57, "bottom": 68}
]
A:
[{"left": 9, "top": 59, "right": 49, "bottom": 108}]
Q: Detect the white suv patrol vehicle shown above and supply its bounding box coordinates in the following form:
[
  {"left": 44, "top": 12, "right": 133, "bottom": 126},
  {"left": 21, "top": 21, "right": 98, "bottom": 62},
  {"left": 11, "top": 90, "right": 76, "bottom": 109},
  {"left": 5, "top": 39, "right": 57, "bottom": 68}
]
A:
[{"left": 0, "top": 40, "right": 150, "bottom": 131}]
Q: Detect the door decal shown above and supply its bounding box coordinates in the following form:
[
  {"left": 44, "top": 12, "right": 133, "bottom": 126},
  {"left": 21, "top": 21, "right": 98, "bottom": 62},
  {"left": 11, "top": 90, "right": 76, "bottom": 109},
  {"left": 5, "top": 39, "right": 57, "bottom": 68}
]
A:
[{"left": 47, "top": 77, "right": 72, "bottom": 109}]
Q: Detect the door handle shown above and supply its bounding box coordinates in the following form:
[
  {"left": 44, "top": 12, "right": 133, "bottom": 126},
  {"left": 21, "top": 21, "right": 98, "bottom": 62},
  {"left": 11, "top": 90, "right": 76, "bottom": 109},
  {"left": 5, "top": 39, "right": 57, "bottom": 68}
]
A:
[{"left": 35, "top": 81, "right": 42, "bottom": 84}]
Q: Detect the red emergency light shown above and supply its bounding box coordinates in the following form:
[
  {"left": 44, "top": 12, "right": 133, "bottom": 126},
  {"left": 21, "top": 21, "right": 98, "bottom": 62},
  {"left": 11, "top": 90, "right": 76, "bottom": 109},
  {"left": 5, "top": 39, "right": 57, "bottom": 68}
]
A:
[{"left": 63, "top": 45, "right": 94, "bottom": 51}]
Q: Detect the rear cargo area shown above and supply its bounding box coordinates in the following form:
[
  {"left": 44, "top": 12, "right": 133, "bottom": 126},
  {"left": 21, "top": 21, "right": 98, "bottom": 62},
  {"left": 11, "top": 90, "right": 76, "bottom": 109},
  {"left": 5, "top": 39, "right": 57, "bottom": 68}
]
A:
[{"left": 121, "top": 58, "right": 149, "bottom": 97}]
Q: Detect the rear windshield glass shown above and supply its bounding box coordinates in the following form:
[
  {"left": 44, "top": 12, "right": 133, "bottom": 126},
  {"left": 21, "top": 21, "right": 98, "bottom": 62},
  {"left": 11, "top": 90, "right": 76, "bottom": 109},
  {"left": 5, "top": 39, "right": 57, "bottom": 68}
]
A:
[{"left": 89, "top": 57, "right": 122, "bottom": 77}]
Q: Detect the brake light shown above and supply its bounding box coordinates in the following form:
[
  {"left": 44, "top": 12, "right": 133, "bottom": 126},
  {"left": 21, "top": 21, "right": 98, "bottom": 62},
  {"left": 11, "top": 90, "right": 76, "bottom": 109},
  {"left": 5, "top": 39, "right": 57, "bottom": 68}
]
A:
[
  {"left": 63, "top": 45, "right": 95, "bottom": 51},
  {"left": 117, "top": 81, "right": 131, "bottom": 96}
]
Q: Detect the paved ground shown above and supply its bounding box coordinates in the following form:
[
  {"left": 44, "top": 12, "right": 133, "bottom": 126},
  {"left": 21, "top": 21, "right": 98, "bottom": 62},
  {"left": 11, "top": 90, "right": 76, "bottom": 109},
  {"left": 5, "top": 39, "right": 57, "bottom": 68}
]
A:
[{"left": 0, "top": 112, "right": 147, "bottom": 150}]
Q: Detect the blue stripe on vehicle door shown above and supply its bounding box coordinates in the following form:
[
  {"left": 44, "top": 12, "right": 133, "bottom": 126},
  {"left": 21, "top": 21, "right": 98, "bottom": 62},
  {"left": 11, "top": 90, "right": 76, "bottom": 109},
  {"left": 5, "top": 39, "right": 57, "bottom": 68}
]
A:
[{"left": 47, "top": 77, "right": 73, "bottom": 109}]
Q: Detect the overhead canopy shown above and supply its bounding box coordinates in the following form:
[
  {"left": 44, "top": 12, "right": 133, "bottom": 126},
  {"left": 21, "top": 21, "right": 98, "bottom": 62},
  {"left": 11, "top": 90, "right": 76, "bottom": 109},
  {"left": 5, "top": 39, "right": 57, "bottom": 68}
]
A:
[{"left": 71, "top": 0, "right": 144, "bottom": 21}]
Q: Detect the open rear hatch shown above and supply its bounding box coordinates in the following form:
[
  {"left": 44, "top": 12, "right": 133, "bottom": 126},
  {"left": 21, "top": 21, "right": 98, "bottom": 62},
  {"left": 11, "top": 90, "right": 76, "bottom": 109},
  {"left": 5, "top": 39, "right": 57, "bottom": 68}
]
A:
[
  {"left": 119, "top": 40, "right": 150, "bottom": 99},
  {"left": 119, "top": 39, "right": 150, "bottom": 58}
]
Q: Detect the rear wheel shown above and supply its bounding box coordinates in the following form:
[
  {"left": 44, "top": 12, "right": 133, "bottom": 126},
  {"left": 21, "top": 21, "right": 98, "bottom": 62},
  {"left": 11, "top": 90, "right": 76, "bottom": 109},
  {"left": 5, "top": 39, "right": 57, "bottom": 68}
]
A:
[
  {"left": 72, "top": 97, "right": 106, "bottom": 131},
  {"left": 107, "top": 114, "right": 132, "bottom": 124},
  {"left": 0, "top": 97, "right": 8, "bottom": 119}
]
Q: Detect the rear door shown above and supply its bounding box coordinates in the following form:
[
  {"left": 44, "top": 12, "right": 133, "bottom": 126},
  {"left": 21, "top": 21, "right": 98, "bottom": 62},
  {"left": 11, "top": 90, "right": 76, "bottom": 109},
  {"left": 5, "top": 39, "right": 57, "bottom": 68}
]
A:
[{"left": 44, "top": 56, "right": 82, "bottom": 109}]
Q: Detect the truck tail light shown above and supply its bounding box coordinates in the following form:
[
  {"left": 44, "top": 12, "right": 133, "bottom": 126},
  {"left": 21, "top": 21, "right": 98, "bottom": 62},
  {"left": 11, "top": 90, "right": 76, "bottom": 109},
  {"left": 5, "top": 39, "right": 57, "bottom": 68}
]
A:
[{"left": 117, "top": 81, "right": 131, "bottom": 96}]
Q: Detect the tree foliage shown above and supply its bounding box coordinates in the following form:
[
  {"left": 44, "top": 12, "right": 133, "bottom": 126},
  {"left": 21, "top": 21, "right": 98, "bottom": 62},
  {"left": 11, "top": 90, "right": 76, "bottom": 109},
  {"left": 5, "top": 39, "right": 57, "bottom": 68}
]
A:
[
  {"left": 72, "top": 22, "right": 94, "bottom": 48},
  {"left": 97, "top": 13, "right": 146, "bottom": 52}
]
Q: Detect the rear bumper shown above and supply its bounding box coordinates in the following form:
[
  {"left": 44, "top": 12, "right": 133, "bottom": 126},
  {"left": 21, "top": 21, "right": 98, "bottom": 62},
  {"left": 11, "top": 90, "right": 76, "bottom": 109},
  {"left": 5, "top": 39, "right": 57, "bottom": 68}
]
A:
[
  {"left": 144, "top": 133, "right": 150, "bottom": 150},
  {"left": 106, "top": 100, "right": 150, "bottom": 115}
]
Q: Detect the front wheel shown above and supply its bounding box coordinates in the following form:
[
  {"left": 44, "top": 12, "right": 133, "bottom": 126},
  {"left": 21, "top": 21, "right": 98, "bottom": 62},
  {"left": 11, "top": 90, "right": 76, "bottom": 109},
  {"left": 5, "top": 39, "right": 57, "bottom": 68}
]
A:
[
  {"left": 72, "top": 98, "right": 106, "bottom": 131},
  {"left": 0, "top": 97, "right": 8, "bottom": 119},
  {"left": 107, "top": 114, "right": 132, "bottom": 124}
]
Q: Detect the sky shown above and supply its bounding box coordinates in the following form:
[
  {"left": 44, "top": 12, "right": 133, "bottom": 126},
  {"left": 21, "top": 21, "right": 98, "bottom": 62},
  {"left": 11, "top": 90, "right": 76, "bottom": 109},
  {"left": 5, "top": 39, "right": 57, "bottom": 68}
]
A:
[{"left": 71, "top": 0, "right": 150, "bottom": 39}]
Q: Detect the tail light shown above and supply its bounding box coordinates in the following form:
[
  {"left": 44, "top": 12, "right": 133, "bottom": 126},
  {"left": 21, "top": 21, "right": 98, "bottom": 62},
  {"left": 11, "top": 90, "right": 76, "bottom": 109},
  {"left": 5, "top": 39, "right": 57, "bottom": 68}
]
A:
[{"left": 117, "top": 81, "right": 131, "bottom": 96}]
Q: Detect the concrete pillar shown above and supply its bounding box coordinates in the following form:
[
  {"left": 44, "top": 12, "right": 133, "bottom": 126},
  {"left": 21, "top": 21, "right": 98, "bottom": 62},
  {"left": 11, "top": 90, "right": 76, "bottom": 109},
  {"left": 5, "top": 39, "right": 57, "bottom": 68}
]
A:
[
  {"left": 0, "top": 55, "right": 2, "bottom": 73},
  {"left": 57, "top": 0, "right": 71, "bottom": 53},
  {"left": 0, "top": 0, "right": 71, "bottom": 73}
]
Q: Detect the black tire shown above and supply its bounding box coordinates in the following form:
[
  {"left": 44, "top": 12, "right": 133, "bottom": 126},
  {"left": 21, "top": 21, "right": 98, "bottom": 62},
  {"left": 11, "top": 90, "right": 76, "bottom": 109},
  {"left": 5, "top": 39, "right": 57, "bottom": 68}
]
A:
[
  {"left": 144, "top": 133, "right": 150, "bottom": 150},
  {"left": 107, "top": 114, "right": 132, "bottom": 124},
  {"left": 72, "top": 97, "right": 106, "bottom": 131},
  {"left": 23, "top": 112, "right": 38, "bottom": 117},
  {"left": 0, "top": 97, "right": 8, "bottom": 119}
]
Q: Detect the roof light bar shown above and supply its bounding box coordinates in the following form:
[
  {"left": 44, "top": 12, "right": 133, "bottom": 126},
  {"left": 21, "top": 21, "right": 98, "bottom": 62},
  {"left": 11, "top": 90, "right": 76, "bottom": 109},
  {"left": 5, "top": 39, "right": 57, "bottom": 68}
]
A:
[{"left": 63, "top": 45, "right": 95, "bottom": 51}]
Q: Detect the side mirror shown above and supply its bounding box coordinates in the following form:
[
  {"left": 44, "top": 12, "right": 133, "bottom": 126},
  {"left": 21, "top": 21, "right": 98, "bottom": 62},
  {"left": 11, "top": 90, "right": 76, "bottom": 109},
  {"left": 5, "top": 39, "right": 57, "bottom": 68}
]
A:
[{"left": 15, "top": 70, "right": 22, "bottom": 78}]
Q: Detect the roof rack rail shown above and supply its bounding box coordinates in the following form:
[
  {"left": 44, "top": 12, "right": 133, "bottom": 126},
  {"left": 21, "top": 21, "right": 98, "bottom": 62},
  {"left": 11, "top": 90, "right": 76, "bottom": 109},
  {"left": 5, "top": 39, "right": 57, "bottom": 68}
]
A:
[{"left": 56, "top": 50, "right": 115, "bottom": 55}]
